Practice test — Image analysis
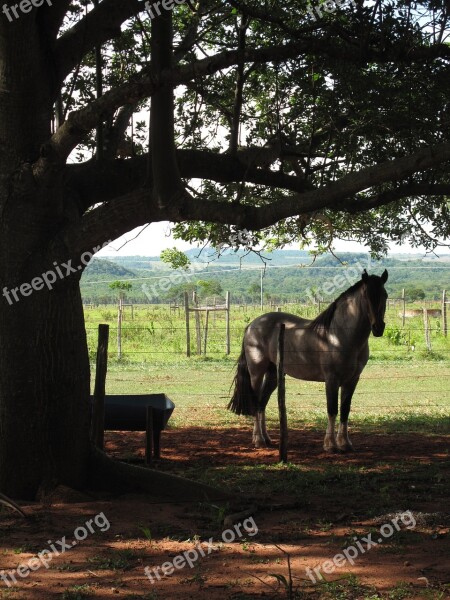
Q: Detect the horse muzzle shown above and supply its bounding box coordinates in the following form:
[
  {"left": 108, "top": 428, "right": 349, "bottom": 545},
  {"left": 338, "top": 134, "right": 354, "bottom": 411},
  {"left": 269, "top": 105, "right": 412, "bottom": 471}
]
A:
[{"left": 371, "top": 322, "right": 385, "bottom": 337}]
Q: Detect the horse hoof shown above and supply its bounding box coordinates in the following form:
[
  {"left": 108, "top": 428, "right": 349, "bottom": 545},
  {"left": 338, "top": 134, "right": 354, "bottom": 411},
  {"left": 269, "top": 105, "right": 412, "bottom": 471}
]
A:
[
  {"left": 253, "top": 439, "right": 266, "bottom": 448},
  {"left": 337, "top": 444, "right": 354, "bottom": 453}
]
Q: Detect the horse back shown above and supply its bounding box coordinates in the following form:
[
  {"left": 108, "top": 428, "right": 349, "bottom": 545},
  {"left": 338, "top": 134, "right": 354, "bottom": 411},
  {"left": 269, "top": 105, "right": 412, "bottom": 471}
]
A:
[{"left": 244, "top": 311, "right": 369, "bottom": 384}]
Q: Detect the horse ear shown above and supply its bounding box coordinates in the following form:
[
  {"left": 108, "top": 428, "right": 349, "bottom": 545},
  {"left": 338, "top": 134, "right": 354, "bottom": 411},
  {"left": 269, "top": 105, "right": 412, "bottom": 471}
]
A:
[
  {"left": 381, "top": 269, "right": 388, "bottom": 283},
  {"left": 361, "top": 269, "right": 369, "bottom": 282}
]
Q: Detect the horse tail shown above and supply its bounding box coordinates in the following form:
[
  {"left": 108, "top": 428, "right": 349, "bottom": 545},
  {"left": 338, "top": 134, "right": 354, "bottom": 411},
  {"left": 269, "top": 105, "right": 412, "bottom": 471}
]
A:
[{"left": 228, "top": 334, "right": 257, "bottom": 416}]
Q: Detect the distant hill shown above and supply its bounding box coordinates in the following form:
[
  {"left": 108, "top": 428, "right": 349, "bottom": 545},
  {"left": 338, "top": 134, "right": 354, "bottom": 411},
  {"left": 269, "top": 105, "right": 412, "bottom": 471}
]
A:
[
  {"left": 84, "top": 258, "right": 138, "bottom": 280},
  {"left": 80, "top": 250, "right": 450, "bottom": 304}
]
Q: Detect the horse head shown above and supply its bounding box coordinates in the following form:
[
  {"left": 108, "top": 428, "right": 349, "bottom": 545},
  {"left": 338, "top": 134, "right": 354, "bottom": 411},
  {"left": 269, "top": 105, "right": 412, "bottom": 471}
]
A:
[{"left": 361, "top": 269, "right": 388, "bottom": 337}]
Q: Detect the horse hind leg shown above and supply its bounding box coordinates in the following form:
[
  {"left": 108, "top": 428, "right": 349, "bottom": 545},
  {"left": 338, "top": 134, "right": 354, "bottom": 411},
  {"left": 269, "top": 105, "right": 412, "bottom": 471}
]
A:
[
  {"left": 260, "top": 364, "right": 277, "bottom": 446},
  {"left": 250, "top": 370, "right": 266, "bottom": 448},
  {"left": 251, "top": 363, "right": 277, "bottom": 448},
  {"left": 336, "top": 378, "right": 359, "bottom": 452},
  {"left": 324, "top": 379, "right": 339, "bottom": 452}
]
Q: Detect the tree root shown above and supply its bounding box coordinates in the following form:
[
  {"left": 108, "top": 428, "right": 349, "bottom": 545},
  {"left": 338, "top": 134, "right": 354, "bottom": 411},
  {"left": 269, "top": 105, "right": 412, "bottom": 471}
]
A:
[
  {"left": 0, "top": 492, "right": 26, "bottom": 517},
  {"left": 89, "top": 447, "right": 233, "bottom": 503}
]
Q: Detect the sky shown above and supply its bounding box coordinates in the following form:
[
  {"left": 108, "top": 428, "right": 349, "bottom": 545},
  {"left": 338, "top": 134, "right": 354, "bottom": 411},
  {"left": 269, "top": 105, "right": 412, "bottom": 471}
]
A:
[{"left": 97, "top": 221, "right": 433, "bottom": 258}]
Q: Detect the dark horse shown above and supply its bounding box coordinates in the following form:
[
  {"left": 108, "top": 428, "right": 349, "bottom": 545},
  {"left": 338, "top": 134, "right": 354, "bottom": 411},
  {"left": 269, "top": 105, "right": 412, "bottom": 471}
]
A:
[{"left": 228, "top": 270, "right": 388, "bottom": 451}]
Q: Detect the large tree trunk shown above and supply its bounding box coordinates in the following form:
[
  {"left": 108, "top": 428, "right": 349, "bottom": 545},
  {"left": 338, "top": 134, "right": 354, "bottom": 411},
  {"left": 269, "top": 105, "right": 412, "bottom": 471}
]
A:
[
  {"left": 0, "top": 19, "right": 93, "bottom": 499},
  {"left": 0, "top": 259, "right": 91, "bottom": 499},
  {"left": 0, "top": 18, "right": 92, "bottom": 499}
]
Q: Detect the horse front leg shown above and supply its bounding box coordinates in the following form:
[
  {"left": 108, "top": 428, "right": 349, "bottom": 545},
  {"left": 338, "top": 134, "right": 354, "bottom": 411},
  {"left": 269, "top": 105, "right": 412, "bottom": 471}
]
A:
[
  {"left": 260, "top": 410, "right": 273, "bottom": 447},
  {"left": 337, "top": 378, "right": 359, "bottom": 452},
  {"left": 324, "top": 380, "right": 339, "bottom": 452}
]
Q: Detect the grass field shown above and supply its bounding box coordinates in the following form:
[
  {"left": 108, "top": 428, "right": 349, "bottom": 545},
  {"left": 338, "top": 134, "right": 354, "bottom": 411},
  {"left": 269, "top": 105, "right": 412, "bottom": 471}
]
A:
[
  {"left": 96, "top": 360, "right": 449, "bottom": 434},
  {"left": 85, "top": 302, "right": 450, "bottom": 435}
]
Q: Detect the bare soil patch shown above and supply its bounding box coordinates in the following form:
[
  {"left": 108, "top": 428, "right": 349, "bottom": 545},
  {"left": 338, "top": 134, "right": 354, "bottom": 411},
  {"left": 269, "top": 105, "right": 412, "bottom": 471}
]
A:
[{"left": 1, "top": 428, "right": 448, "bottom": 599}]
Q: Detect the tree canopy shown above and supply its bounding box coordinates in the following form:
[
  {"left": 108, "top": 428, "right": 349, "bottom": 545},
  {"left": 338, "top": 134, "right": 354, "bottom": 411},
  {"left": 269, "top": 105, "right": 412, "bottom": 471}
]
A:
[{"left": 44, "top": 0, "right": 450, "bottom": 259}]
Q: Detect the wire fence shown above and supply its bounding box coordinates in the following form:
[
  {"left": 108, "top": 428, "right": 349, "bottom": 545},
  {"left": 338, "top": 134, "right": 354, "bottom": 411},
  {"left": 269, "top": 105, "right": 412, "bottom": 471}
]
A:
[
  {"left": 84, "top": 303, "right": 450, "bottom": 416},
  {"left": 84, "top": 302, "right": 450, "bottom": 357}
]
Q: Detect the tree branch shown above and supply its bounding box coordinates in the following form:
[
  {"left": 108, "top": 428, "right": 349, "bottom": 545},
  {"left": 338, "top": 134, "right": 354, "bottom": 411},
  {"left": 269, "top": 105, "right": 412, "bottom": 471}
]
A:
[
  {"left": 339, "top": 183, "right": 450, "bottom": 213},
  {"left": 38, "top": 30, "right": 450, "bottom": 179},
  {"left": 35, "top": 41, "right": 321, "bottom": 176},
  {"left": 39, "top": 0, "right": 72, "bottom": 40},
  {"left": 64, "top": 188, "right": 156, "bottom": 258},
  {"left": 66, "top": 150, "right": 315, "bottom": 213},
  {"left": 65, "top": 144, "right": 450, "bottom": 253},
  {"left": 150, "top": 8, "right": 186, "bottom": 208},
  {"left": 103, "top": 104, "right": 136, "bottom": 160},
  {"left": 226, "top": 0, "right": 322, "bottom": 38},
  {"left": 229, "top": 13, "right": 248, "bottom": 154},
  {"left": 173, "top": 0, "right": 210, "bottom": 62},
  {"left": 55, "top": 0, "right": 142, "bottom": 84}
]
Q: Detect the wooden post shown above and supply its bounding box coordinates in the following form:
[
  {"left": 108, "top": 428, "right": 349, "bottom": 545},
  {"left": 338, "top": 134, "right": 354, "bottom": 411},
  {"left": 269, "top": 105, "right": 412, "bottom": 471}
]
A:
[
  {"left": 193, "top": 292, "right": 202, "bottom": 355},
  {"left": 145, "top": 406, "right": 154, "bottom": 465},
  {"left": 423, "top": 308, "right": 431, "bottom": 351},
  {"left": 203, "top": 309, "right": 209, "bottom": 355},
  {"left": 117, "top": 297, "right": 123, "bottom": 359},
  {"left": 442, "top": 290, "right": 447, "bottom": 337},
  {"left": 91, "top": 324, "right": 109, "bottom": 449},
  {"left": 225, "top": 291, "right": 231, "bottom": 355},
  {"left": 184, "top": 292, "right": 190, "bottom": 357},
  {"left": 277, "top": 323, "right": 288, "bottom": 463},
  {"left": 402, "top": 289, "right": 406, "bottom": 327}
]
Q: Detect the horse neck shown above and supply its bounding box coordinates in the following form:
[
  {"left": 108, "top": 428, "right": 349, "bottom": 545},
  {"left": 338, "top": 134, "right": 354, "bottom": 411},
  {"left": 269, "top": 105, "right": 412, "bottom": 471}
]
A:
[{"left": 333, "top": 287, "right": 371, "bottom": 342}]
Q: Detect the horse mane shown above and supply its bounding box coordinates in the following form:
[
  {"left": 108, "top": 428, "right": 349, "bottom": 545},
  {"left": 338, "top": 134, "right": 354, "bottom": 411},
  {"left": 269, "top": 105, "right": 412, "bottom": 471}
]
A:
[{"left": 308, "top": 279, "right": 364, "bottom": 332}]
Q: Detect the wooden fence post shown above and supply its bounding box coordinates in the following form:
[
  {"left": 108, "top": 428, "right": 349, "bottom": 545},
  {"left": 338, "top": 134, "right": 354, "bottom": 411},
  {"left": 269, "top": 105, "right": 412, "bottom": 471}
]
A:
[
  {"left": 402, "top": 289, "right": 406, "bottom": 327},
  {"left": 226, "top": 291, "right": 231, "bottom": 355},
  {"left": 442, "top": 290, "right": 447, "bottom": 337},
  {"left": 117, "top": 298, "right": 123, "bottom": 359},
  {"left": 193, "top": 291, "right": 202, "bottom": 355},
  {"left": 184, "top": 292, "right": 191, "bottom": 357},
  {"left": 91, "top": 324, "right": 109, "bottom": 449},
  {"left": 423, "top": 308, "right": 431, "bottom": 351},
  {"left": 277, "top": 323, "right": 288, "bottom": 463},
  {"left": 203, "top": 309, "right": 209, "bottom": 355}
]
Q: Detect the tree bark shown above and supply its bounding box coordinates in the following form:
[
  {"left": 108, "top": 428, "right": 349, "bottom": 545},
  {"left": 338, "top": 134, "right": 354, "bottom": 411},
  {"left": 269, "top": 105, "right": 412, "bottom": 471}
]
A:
[
  {"left": 0, "top": 266, "right": 91, "bottom": 498},
  {"left": 0, "top": 20, "right": 92, "bottom": 499}
]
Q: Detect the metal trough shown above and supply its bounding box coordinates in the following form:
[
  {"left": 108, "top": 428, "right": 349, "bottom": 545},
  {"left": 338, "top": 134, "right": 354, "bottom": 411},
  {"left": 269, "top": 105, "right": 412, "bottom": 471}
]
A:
[{"left": 90, "top": 393, "right": 175, "bottom": 459}]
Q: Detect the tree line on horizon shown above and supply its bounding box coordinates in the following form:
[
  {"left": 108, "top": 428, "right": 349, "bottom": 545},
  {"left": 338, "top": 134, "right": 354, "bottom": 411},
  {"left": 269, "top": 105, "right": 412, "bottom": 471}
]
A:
[{"left": 80, "top": 253, "right": 449, "bottom": 305}]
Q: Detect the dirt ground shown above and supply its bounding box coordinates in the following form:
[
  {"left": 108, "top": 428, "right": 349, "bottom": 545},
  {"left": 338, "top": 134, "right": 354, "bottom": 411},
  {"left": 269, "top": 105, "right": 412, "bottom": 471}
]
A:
[{"left": 0, "top": 428, "right": 449, "bottom": 599}]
